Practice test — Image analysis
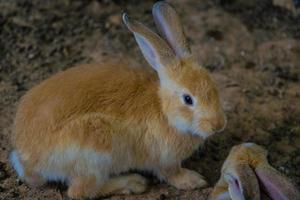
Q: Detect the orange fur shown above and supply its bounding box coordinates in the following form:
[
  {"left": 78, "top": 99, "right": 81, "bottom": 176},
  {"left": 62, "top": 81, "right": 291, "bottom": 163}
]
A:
[
  {"left": 12, "top": 63, "right": 208, "bottom": 197},
  {"left": 11, "top": 2, "right": 226, "bottom": 199},
  {"left": 210, "top": 143, "right": 300, "bottom": 200}
]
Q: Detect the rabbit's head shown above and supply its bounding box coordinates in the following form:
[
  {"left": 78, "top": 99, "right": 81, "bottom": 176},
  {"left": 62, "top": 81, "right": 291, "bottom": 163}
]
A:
[
  {"left": 211, "top": 143, "right": 300, "bottom": 200},
  {"left": 124, "top": 2, "right": 226, "bottom": 138}
]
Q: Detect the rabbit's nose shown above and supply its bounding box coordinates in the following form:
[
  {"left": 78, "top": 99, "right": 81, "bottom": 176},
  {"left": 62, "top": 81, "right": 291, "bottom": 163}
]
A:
[{"left": 212, "top": 115, "right": 226, "bottom": 133}]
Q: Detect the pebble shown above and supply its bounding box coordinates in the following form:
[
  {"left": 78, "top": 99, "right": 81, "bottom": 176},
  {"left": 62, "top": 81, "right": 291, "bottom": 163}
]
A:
[
  {"left": 109, "top": 14, "right": 122, "bottom": 26},
  {"left": 105, "top": 14, "right": 122, "bottom": 29},
  {"left": 11, "top": 17, "right": 33, "bottom": 28},
  {"left": 87, "top": 0, "right": 103, "bottom": 19},
  {"left": 273, "top": 0, "right": 297, "bottom": 13}
]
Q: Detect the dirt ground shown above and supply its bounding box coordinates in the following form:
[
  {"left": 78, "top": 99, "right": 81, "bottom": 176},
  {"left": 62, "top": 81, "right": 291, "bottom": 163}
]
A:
[{"left": 0, "top": 0, "right": 299, "bottom": 199}]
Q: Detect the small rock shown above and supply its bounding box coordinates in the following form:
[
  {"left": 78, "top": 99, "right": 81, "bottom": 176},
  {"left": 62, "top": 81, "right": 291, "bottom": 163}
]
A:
[
  {"left": 28, "top": 53, "right": 35, "bottom": 59},
  {"left": 87, "top": 0, "right": 103, "bottom": 19},
  {"left": 242, "top": 88, "right": 249, "bottom": 93},
  {"left": 279, "top": 166, "right": 289, "bottom": 173},
  {"left": 106, "top": 14, "right": 122, "bottom": 28},
  {"left": 11, "top": 17, "right": 33, "bottom": 28},
  {"left": 273, "top": 0, "right": 297, "bottom": 13}
]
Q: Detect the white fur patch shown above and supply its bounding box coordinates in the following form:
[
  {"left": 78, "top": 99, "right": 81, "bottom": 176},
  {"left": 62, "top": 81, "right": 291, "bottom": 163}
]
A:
[
  {"left": 243, "top": 143, "right": 255, "bottom": 148},
  {"left": 171, "top": 116, "right": 190, "bottom": 134},
  {"left": 10, "top": 150, "right": 24, "bottom": 179},
  {"left": 169, "top": 111, "right": 209, "bottom": 138},
  {"left": 39, "top": 145, "right": 111, "bottom": 184}
]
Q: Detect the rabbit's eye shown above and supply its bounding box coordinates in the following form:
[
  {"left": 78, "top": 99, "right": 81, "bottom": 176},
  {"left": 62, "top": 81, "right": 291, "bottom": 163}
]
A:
[{"left": 183, "top": 94, "right": 193, "bottom": 106}]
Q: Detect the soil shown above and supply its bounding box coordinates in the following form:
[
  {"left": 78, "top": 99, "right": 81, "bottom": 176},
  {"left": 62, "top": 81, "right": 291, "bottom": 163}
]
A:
[{"left": 0, "top": 0, "right": 299, "bottom": 199}]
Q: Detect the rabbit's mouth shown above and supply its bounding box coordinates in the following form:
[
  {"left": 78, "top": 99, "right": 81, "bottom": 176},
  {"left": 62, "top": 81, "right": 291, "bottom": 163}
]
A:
[
  {"left": 168, "top": 116, "right": 211, "bottom": 139},
  {"left": 190, "top": 123, "right": 212, "bottom": 139},
  {"left": 168, "top": 115, "right": 217, "bottom": 139}
]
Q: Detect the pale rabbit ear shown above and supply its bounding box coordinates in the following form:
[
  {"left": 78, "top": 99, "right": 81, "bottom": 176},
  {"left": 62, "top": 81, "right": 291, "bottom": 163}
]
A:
[
  {"left": 123, "top": 13, "right": 177, "bottom": 72},
  {"left": 210, "top": 178, "right": 231, "bottom": 200},
  {"left": 152, "top": 1, "right": 191, "bottom": 58},
  {"left": 224, "top": 164, "right": 260, "bottom": 200},
  {"left": 255, "top": 164, "right": 300, "bottom": 200}
]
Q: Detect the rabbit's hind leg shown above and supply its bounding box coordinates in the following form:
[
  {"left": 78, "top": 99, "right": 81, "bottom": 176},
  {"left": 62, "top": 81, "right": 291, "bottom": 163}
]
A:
[{"left": 67, "top": 174, "right": 147, "bottom": 199}]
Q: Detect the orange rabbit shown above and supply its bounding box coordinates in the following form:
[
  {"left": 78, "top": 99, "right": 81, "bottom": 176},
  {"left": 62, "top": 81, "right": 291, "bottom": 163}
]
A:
[
  {"left": 10, "top": 1, "right": 226, "bottom": 199},
  {"left": 210, "top": 143, "right": 300, "bottom": 200}
]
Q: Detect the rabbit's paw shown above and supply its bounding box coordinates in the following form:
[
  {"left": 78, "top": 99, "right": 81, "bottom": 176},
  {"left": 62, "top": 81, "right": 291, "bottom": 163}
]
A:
[
  {"left": 168, "top": 168, "right": 207, "bottom": 190},
  {"left": 118, "top": 174, "right": 147, "bottom": 195}
]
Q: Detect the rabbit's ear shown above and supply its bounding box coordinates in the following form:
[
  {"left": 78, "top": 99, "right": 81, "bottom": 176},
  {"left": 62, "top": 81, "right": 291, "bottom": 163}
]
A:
[
  {"left": 224, "top": 164, "right": 260, "bottom": 200},
  {"left": 210, "top": 178, "right": 231, "bottom": 200},
  {"left": 123, "top": 13, "right": 177, "bottom": 72},
  {"left": 152, "top": 2, "right": 191, "bottom": 59},
  {"left": 255, "top": 164, "right": 300, "bottom": 200}
]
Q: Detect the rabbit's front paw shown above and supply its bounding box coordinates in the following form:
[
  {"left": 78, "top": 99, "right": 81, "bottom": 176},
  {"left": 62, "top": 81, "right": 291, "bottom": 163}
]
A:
[
  {"left": 167, "top": 168, "right": 207, "bottom": 190},
  {"left": 118, "top": 174, "right": 147, "bottom": 195}
]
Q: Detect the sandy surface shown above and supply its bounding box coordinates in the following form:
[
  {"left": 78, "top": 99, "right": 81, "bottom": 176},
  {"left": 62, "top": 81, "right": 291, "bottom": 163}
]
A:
[{"left": 0, "top": 0, "right": 299, "bottom": 199}]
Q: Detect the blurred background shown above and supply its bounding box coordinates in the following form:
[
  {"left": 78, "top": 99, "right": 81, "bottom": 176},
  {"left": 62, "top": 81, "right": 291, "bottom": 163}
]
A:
[{"left": 0, "top": 0, "right": 299, "bottom": 199}]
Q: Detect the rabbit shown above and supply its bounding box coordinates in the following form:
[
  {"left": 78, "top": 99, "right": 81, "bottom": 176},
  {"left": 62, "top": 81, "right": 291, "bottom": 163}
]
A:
[
  {"left": 210, "top": 143, "right": 300, "bottom": 200},
  {"left": 10, "top": 1, "right": 226, "bottom": 199}
]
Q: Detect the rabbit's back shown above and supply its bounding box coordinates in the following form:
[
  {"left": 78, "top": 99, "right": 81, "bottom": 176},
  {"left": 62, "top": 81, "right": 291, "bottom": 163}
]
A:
[{"left": 13, "top": 64, "right": 161, "bottom": 155}]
